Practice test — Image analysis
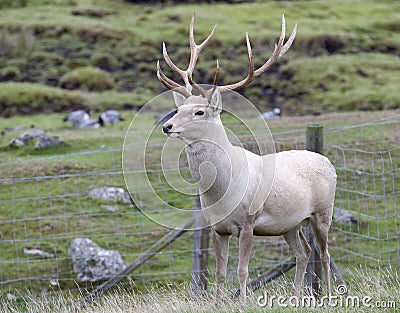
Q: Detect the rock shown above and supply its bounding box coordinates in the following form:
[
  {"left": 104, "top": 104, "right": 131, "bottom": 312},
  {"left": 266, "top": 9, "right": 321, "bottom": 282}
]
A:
[
  {"left": 6, "top": 293, "right": 17, "bottom": 301},
  {"left": 68, "top": 237, "right": 126, "bottom": 282},
  {"left": 8, "top": 128, "right": 45, "bottom": 147},
  {"left": 101, "top": 204, "right": 120, "bottom": 212},
  {"left": 259, "top": 108, "right": 281, "bottom": 119},
  {"left": 23, "top": 247, "right": 55, "bottom": 258},
  {"left": 88, "top": 186, "right": 132, "bottom": 204},
  {"left": 333, "top": 208, "right": 360, "bottom": 225},
  {"left": 34, "top": 135, "right": 65, "bottom": 149},
  {"left": 49, "top": 279, "right": 59, "bottom": 287},
  {"left": 4, "top": 125, "right": 26, "bottom": 132},
  {"left": 8, "top": 128, "right": 65, "bottom": 149}
]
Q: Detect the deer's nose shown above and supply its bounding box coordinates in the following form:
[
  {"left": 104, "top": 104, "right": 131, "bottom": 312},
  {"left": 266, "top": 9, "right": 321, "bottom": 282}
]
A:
[{"left": 162, "top": 124, "right": 173, "bottom": 133}]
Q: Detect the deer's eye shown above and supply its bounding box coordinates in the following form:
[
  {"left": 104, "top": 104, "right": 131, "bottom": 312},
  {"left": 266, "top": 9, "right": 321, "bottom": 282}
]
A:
[{"left": 194, "top": 110, "right": 204, "bottom": 116}]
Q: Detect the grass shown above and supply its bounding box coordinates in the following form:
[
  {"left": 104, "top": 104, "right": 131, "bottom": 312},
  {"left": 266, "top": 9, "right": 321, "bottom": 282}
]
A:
[
  {"left": 1, "top": 0, "right": 400, "bottom": 115},
  {"left": 0, "top": 82, "right": 149, "bottom": 116},
  {"left": 1, "top": 109, "right": 399, "bottom": 296},
  {"left": 1, "top": 268, "right": 398, "bottom": 312},
  {"left": 1, "top": 0, "right": 399, "bottom": 42},
  {"left": 0, "top": 0, "right": 399, "bottom": 305},
  {"left": 276, "top": 53, "right": 400, "bottom": 114}
]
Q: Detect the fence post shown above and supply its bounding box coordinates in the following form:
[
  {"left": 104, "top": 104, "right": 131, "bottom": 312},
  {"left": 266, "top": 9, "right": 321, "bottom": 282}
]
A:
[
  {"left": 305, "top": 124, "right": 323, "bottom": 297},
  {"left": 191, "top": 194, "right": 210, "bottom": 295}
]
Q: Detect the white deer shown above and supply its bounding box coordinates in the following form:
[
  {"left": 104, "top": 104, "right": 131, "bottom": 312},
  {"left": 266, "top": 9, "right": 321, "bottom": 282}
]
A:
[{"left": 157, "top": 15, "right": 336, "bottom": 303}]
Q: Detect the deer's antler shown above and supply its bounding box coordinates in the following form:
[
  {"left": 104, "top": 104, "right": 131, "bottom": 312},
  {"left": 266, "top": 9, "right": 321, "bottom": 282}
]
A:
[
  {"left": 218, "top": 14, "right": 297, "bottom": 92},
  {"left": 157, "top": 14, "right": 297, "bottom": 97},
  {"left": 157, "top": 14, "right": 217, "bottom": 97}
]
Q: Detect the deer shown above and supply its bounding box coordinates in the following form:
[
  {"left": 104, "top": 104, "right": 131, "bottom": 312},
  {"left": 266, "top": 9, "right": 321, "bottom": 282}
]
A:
[{"left": 157, "top": 14, "right": 337, "bottom": 303}]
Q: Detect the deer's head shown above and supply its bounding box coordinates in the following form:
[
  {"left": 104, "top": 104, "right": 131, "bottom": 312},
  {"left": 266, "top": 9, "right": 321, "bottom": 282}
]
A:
[{"left": 158, "top": 14, "right": 297, "bottom": 143}]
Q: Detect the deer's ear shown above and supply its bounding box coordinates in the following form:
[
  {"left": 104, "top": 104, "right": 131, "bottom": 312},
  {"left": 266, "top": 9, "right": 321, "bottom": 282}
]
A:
[
  {"left": 173, "top": 91, "right": 186, "bottom": 107},
  {"left": 210, "top": 88, "right": 222, "bottom": 113}
]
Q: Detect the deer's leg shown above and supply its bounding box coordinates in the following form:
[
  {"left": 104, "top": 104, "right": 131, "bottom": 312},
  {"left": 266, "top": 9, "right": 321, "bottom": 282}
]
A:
[
  {"left": 212, "top": 231, "right": 230, "bottom": 300},
  {"left": 284, "top": 227, "right": 311, "bottom": 297},
  {"left": 310, "top": 213, "right": 332, "bottom": 296},
  {"left": 237, "top": 226, "right": 253, "bottom": 303}
]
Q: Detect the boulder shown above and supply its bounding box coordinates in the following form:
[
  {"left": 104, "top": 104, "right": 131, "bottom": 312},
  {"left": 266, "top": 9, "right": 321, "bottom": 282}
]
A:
[
  {"left": 68, "top": 237, "right": 125, "bottom": 282},
  {"left": 333, "top": 208, "right": 360, "bottom": 225},
  {"left": 8, "top": 128, "right": 65, "bottom": 149},
  {"left": 23, "top": 247, "right": 54, "bottom": 258},
  {"left": 4, "top": 125, "right": 26, "bottom": 132},
  {"left": 88, "top": 186, "right": 132, "bottom": 204},
  {"left": 34, "top": 135, "right": 65, "bottom": 149},
  {"left": 8, "top": 128, "right": 45, "bottom": 147}
]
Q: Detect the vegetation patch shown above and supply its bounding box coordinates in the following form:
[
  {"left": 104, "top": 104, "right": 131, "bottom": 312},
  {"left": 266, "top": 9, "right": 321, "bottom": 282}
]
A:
[
  {"left": 71, "top": 6, "right": 116, "bottom": 18},
  {"left": 275, "top": 54, "right": 400, "bottom": 115},
  {"left": 0, "top": 27, "right": 35, "bottom": 57},
  {"left": 0, "top": 0, "right": 27, "bottom": 10},
  {"left": 0, "top": 83, "right": 86, "bottom": 117},
  {"left": 0, "top": 82, "right": 146, "bottom": 116},
  {"left": 59, "top": 66, "right": 116, "bottom": 92},
  {"left": 0, "top": 0, "right": 399, "bottom": 116}
]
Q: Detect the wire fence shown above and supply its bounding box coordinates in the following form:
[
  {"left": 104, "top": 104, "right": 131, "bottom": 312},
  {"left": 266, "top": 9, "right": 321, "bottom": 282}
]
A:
[{"left": 0, "top": 121, "right": 399, "bottom": 298}]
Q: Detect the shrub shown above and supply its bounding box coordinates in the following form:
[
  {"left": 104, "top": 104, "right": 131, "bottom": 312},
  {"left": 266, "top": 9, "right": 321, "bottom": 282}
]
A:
[
  {"left": 59, "top": 66, "right": 115, "bottom": 91},
  {"left": 0, "top": 66, "right": 20, "bottom": 80},
  {"left": 70, "top": 7, "right": 115, "bottom": 18},
  {"left": 0, "top": 0, "right": 27, "bottom": 9},
  {"left": 90, "top": 53, "right": 117, "bottom": 70},
  {"left": 0, "top": 27, "right": 34, "bottom": 57}
]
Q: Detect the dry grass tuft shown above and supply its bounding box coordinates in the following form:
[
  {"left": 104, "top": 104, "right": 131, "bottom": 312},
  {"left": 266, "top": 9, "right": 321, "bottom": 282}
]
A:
[{"left": 2, "top": 268, "right": 398, "bottom": 313}]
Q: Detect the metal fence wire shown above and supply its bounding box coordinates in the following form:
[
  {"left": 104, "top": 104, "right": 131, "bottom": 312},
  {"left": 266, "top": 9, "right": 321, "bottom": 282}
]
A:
[{"left": 0, "top": 123, "right": 399, "bottom": 297}]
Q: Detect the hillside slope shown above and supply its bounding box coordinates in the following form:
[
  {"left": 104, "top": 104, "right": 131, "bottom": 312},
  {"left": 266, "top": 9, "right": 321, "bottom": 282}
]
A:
[{"left": 0, "top": 0, "right": 399, "bottom": 116}]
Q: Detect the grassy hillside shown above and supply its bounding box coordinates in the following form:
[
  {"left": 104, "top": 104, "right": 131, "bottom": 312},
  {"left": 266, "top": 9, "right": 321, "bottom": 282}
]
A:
[{"left": 0, "top": 0, "right": 400, "bottom": 115}]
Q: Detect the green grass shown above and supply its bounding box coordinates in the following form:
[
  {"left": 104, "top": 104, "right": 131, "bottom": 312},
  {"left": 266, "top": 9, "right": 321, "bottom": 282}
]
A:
[
  {"left": 1, "top": 0, "right": 400, "bottom": 115},
  {"left": 276, "top": 54, "right": 400, "bottom": 114},
  {"left": 0, "top": 0, "right": 399, "bottom": 301},
  {"left": 1, "top": 0, "right": 399, "bottom": 43},
  {"left": 0, "top": 83, "right": 149, "bottom": 116},
  {"left": 1, "top": 110, "right": 399, "bottom": 296}
]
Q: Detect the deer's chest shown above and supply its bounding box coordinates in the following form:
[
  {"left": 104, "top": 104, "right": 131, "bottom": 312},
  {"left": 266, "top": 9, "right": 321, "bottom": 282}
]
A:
[{"left": 204, "top": 205, "right": 254, "bottom": 238}]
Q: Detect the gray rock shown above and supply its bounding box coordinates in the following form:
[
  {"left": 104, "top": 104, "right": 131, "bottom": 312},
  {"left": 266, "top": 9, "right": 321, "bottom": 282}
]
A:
[
  {"left": 77, "top": 118, "right": 104, "bottom": 129},
  {"left": 333, "top": 208, "right": 360, "bottom": 225},
  {"left": 68, "top": 237, "right": 125, "bottom": 282},
  {"left": 6, "top": 293, "right": 17, "bottom": 301},
  {"left": 64, "top": 110, "right": 90, "bottom": 127},
  {"left": 23, "top": 247, "right": 54, "bottom": 258},
  {"left": 101, "top": 110, "right": 124, "bottom": 125},
  {"left": 8, "top": 128, "right": 45, "bottom": 147},
  {"left": 4, "top": 125, "right": 26, "bottom": 132},
  {"left": 259, "top": 108, "right": 281, "bottom": 119},
  {"left": 88, "top": 186, "right": 132, "bottom": 204},
  {"left": 8, "top": 128, "right": 65, "bottom": 149},
  {"left": 33, "top": 135, "right": 65, "bottom": 149},
  {"left": 101, "top": 204, "right": 120, "bottom": 212}
]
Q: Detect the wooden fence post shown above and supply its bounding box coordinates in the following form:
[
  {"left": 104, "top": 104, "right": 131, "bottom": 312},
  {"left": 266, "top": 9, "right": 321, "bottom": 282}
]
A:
[
  {"left": 191, "top": 194, "right": 210, "bottom": 295},
  {"left": 305, "top": 123, "right": 323, "bottom": 297}
]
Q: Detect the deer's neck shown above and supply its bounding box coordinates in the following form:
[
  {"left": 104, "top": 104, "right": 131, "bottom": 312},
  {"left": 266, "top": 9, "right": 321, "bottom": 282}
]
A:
[{"left": 185, "top": 123, "right": 237, "bottom": 197}]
